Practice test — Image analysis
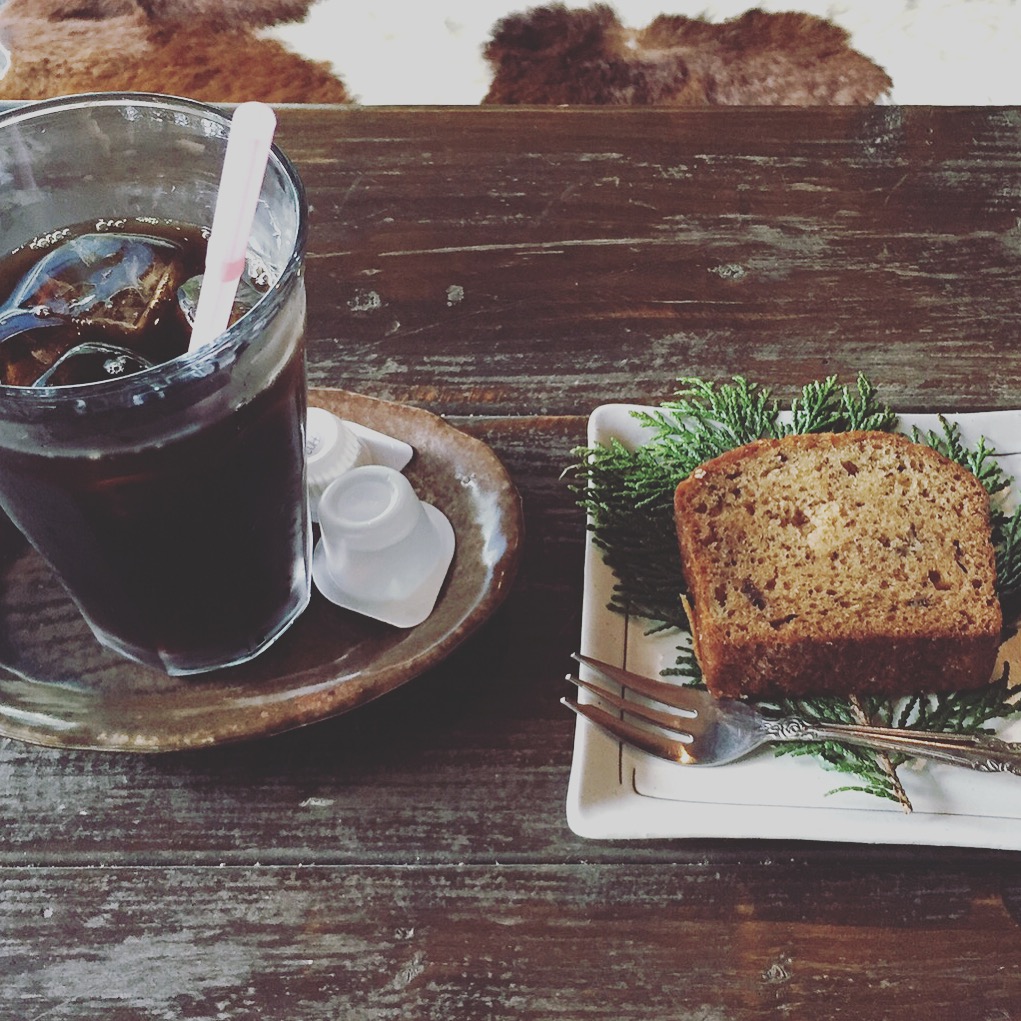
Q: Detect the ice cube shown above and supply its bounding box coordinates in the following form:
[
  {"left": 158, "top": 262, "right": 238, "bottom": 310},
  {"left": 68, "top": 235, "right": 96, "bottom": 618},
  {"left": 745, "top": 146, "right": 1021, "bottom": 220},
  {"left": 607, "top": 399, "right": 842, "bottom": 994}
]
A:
[
  {"left": 176, "top": 271, "right": 268, "bottom": 330},
  {"left": 32, "top": 342, "right": 156, "bottom": 387},
  {"left": 6, "top": 232, "right": 184, "bottom": 339},
  {"left": 0, "top": 311, "right": 77, "bottom": 386},
  {"left": 0, "top": 232, "right": 186, "bottom": 386}
]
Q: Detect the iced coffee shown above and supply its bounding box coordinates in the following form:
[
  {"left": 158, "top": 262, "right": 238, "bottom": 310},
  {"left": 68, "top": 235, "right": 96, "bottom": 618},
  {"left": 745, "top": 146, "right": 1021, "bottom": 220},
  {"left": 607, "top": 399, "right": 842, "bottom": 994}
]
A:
[{"left": 0, "top": 95, "right": 310, "bottom": 675}]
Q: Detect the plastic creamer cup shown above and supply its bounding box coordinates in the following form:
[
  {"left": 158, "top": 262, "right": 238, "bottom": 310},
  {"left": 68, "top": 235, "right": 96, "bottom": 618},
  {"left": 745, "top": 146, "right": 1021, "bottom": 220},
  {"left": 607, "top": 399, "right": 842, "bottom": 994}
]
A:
[
  {"left": 306, "top": 406, "right": 371, "bottom": 522},
  {"left": 312, "top": 465, "right": 455, "bottom": 628}
]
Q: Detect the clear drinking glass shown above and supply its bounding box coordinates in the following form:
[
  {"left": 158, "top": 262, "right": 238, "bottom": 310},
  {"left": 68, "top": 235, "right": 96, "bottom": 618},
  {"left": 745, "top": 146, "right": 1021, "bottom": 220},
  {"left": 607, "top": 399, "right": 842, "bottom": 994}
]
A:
[{"left": 0, "top": 93, "right": 311, "bottom": 675}]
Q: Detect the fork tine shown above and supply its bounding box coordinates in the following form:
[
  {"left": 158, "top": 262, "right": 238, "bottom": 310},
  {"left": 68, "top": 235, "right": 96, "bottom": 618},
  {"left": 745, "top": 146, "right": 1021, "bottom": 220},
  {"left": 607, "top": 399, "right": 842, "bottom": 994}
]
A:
[
  {"left": 566, "top": 675, "right": 698, "bottom": 733},
  {"left": 561, "top": 698, "right": 696, "bottom": 764},
  {"left": 572, "top": 653, "right": 709, "bottom": 715}
]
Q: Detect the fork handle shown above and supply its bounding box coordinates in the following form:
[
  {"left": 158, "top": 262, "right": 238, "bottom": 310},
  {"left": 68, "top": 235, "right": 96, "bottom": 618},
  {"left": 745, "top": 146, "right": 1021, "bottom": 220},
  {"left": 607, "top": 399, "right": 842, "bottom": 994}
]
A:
[{"left": 769, "top": 718, "right": 1021, "bottom": 775}]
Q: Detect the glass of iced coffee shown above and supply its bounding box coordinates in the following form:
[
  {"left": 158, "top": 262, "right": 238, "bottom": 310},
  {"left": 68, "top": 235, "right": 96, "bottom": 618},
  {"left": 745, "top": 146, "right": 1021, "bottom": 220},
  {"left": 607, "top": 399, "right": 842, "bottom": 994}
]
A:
[{"left": 0, "top": 93, "right": 310, "bottom": 675}]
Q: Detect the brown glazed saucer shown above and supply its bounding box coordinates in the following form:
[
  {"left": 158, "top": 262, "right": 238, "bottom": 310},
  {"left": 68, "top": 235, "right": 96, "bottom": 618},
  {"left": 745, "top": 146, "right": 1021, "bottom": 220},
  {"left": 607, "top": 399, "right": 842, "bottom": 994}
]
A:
[{"left": 0, "top": 389, "right": 523, "bottom": 751}]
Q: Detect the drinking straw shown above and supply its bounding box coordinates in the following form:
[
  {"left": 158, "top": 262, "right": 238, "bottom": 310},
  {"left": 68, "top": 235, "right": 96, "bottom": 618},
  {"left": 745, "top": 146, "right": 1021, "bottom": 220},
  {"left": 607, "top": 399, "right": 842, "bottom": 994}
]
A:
[{"left": 188, "top": 102, "right": 277, "bottom": 352}]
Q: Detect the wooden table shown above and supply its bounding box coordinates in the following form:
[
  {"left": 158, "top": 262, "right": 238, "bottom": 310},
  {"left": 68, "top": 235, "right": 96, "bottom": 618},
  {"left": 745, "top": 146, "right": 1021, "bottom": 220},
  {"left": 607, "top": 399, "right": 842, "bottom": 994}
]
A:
[{"left": 3, "top": 106, "right": 1021, "bottom": 1019}]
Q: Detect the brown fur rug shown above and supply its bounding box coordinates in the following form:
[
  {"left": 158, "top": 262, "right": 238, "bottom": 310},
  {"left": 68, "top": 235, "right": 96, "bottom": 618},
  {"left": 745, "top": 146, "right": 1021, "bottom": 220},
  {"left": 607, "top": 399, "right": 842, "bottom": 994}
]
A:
[
  {"left": 0, "top": 0, "right": 351, "bottom": 103},
  {"left": 0, "top": 1, "right": 891, "bottom": 107},
  {"left": 483, "top": 4, "right": 892, "bottom": 105}
]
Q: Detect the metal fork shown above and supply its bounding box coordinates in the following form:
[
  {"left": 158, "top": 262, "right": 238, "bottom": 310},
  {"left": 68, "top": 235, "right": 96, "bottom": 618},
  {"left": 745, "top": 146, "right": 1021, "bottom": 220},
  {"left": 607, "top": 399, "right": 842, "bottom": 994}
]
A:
[{"left": 562, "top": 654, "right": 1021, "bottom": 775}]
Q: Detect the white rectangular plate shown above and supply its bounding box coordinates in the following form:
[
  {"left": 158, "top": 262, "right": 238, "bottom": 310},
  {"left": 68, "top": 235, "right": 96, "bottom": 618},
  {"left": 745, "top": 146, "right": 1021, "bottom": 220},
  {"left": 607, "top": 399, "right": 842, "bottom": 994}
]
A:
[{"left": 566, "top": 404, "right": 1021, "bottom": 847}]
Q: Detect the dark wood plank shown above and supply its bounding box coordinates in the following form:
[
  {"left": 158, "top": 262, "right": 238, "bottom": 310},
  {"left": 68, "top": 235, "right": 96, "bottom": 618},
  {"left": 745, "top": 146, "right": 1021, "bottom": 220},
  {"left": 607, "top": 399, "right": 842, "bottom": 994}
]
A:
[
  {"left": 3, "top": 865, "right": 1021, "bottom": 1020},
  {"left": 281, "top": 106, "right": 1021, "bottom": 415}
]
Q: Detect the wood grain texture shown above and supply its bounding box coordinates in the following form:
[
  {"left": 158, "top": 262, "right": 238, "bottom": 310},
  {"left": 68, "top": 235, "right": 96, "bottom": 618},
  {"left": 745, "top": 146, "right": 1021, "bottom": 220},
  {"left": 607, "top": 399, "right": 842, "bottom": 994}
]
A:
[
  {"left": 285, "top": 106, "right": 1021, "bottom": 415},
  {"left": 3, "top": 106, "right": 1021, "bottom": 1018},
  {"left": 4, "top": 866, "right": 1021, "bottom": 1020}
]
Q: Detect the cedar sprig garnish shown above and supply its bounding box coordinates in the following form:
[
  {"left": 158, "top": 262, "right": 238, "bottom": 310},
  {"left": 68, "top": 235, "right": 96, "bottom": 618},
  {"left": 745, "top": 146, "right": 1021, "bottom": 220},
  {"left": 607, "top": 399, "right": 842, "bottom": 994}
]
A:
[
  {"left": 568, "top": 375, "right": 1021, "bottom": 806},
  {"left": 573, "top": 438, "right": 688, "bottom": 627},
  {"left": 789, "top": 373, "right": 897, "bottom": 434},
  {"left": 912, "top": 417, "right": 1011, "bottom": 499},
  {"left": 995, "top": 511, "right": 1021, "bottom": 607},
  {"left": 630, "top": 376, "right": 783, "bottom": 472},
  {"left": 893, "top": 667, "right": 1016, "bottom": 732},
  {"left": 913, "top": 417, "right": 1021, "bottom": 607}
]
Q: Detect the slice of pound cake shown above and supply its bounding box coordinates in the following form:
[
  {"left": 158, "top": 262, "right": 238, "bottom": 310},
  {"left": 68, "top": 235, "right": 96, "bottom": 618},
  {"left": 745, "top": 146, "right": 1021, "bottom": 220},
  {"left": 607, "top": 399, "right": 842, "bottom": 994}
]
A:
[{"left": 673, "top": 431, "right": 1002, "bottom": 698}]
